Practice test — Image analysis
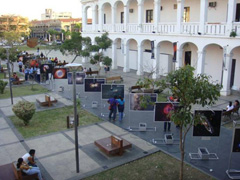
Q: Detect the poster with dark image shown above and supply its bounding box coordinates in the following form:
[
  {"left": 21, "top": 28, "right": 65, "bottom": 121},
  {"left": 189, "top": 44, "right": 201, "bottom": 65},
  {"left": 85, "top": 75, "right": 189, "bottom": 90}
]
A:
[
  {"left": 84, "top": 78, "right": 105, "bottom": 92},
  {"left": 232, "top": 128, "right": 240, "bottom": 153},
  {"left": 40, "top": 64, "right": 53, "bottom": 74},
  {"left": 193, "top": 110, "right": 222, "bottom": 137},
  {"left": 102, "top": 85, "right": 124, "bottom": 99},
  {"left": 68, "top": 72, "right": 85, "bottom": 85},
  {"left": 129, "top": 93, "right": 157, "bottom": 111},
  {"left": 154, "top": 102, "right": 179, "bottom": 122},
  {"left": 53, "top": 68, "right": 68, "bottom": 79}
]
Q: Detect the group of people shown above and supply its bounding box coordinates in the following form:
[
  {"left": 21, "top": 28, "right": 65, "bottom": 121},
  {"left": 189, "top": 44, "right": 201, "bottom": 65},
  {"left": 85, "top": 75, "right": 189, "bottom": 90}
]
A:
[
  {"left": 17, "top": 149, "right": 43, "bottom": 180},
  {"left": 226, "top": 100, "right": 240, "bottom": 111},
  {"left": 108, "top": 95, "right": 125, "bottom": 121}
]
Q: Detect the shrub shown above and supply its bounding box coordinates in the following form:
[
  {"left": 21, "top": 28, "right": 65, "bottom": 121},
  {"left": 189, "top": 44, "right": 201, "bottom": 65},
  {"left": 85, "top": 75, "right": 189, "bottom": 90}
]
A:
[
  {"left": 0, "top": 80, "right": 8, "bottom": 94},
  {"left": 12, "top": 101, "right": 36, "bottom": 126}
]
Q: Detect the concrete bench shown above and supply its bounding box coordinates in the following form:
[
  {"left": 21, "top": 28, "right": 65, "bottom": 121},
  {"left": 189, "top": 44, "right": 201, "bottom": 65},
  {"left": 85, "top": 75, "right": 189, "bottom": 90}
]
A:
[
  {"left": 95, "top": 135, "right": 132, "bottom": 156},
  {"left": 12, "top": 162, "right": 38, "bottom": 180},
  {"left": 106, "top": 76, "right": 123, "bottom": 83},
  {"left": 86, "top": 71, "right": 99, "bottom": 77},
  {"left": 36, "top": 95, "right": 57, "bottom": 107},
  {"left": 129, "top": 85, "right": 143, "bottom": 93}
]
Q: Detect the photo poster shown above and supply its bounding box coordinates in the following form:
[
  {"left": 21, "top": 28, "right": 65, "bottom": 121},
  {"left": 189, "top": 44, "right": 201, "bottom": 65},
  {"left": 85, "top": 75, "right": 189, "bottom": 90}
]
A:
[
  {"left": 101, "top": 84, "right": 124, "bottom": 100},
  {"left": 40, "top": 64, "right": 53, "bottom": 74},
  {"left": 53, "top": 68, "right": 68, "bottom": 79},
  {"left": 154, "top": 102, "right": 179, "bottom": 122},
  {"left": 129, "top": 93, "right": 157, "bottom": 111},
  {"left": 193, "top": 110, "right": 222, "bottom": 137},
  {"left": 67, "top": 72, "right": 86, "bottom": 85},
  {"left": 84, "top": 78, "right": 105, "bottom": 92},
  {"left": 232, "top": 128, "right": 240, "bottom": 153}
]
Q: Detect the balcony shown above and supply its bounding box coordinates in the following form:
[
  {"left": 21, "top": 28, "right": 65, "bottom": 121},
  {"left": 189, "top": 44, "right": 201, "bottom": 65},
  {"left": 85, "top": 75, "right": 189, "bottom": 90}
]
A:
[{"left": 83, "top": 22, "right": 240, "bottom": 37}]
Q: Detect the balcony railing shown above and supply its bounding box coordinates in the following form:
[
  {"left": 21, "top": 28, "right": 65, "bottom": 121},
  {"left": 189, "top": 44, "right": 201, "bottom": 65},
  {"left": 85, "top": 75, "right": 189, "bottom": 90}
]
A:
[
  {"left": 182, "top": 22, "right": 199, "bottom": 35},
  {"left": 84, "top": 22, "right": 232, "bottom": 37},
  {"left": 115, "top": 23, "right": 124, "bottom": 32},
  {"left": 158, "top": 22, "right": 176, "bottom": 34},
  {"left": 205, "top": 23, "right": 226, "bottom": 35},
  {"left": 233, "top": 22, "right": 240, "bottom": 36}
]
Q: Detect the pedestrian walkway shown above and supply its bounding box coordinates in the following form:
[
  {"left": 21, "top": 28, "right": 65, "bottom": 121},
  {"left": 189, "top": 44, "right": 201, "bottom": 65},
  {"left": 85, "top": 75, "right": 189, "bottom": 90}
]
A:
[{"left": 1, "top": 53, "right": 239, "bottom": 180}]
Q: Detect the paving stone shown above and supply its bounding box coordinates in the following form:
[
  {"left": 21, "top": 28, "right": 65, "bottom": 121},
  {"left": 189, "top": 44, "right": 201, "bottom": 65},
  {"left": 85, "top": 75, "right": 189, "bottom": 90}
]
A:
[
  {"left": 0, "top": 117, "right": 9, "bottom": 129},
  {"left": 121, "top": 133, "right": 156, "bottom": 152},
  {"left": 0, "top": 129, "right": 19, "bottom": 145},
  {"left": 39, "top": 149, "right": 100, "bottom": 180},
  {"left": 22, "top": 94, "right": 46, "bottom": 103},
  {"left": 57, "top": 98, "right": 73, "bottom": 106},
  {"left": 0, "top": 97, "right": 22, "bottom": 108},
  {"left": 25, "top": 133, "right": 74, "bottom": 158},
  {"left": 99, "top": 122, "right": 128, "bottom": 136},
  {"left": 65, "top": 125, "right": 111, "bottom": 146},
  {"left": 0, "top": 106, "right": 15, "bottom": 117},
  {"left": 0, "top": 142, "right": 26, "bottom": 165}
]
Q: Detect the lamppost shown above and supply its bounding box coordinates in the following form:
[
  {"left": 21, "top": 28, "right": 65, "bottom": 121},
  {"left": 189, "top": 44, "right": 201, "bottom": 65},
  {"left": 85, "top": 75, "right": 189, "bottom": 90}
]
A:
[
  {"left": 4, "top": 46, "right": 13, "bottom": 105},
  {"left": 65, "top": 63, "right": 83, "bottom": 173}
]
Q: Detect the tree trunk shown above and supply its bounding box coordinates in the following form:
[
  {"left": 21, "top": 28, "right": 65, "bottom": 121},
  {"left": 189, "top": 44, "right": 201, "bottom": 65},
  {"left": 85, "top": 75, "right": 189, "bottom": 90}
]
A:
[
  {"left": 179, "top": 127, "right": 184, "bottom": 180},
  {"left": 71, "top": 55, "right": 78, "bottom": 63}
]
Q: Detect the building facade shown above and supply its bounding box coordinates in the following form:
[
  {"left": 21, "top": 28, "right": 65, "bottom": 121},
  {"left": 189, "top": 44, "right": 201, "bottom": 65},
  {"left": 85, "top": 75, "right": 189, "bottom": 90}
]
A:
[
  {"left": 41, "top": 9, "right": 72, "bottom": 20},
  {"left": 0, "top": 15, "right": 30, "bottom": 35},
  {"left": 81, "top": 0, "right": 240, "bottom": 96}
]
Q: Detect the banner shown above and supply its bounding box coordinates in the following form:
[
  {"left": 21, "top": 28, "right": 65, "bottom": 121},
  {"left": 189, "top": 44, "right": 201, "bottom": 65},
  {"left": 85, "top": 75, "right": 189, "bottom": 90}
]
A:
[
  {"left": 232, "top": 128, "right": 240, "bottom": 152},
  {"left": 27, "top": 38, "right": 38, "bottom": 48},
  {"left": 151, "top": 41, "right": 155, "bottom": 59},
  {"left": 173, "top": 42, "right": 177, "bottom": 62}
]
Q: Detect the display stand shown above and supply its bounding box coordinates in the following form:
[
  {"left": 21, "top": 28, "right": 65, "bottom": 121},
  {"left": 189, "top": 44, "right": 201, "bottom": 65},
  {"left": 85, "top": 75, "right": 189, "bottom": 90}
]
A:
[
  {"left": 152, "top": 134, "right": 180, "bottom": 145},
  {"left": 189, "top": 147, "right": 218, "bottom": 160},
  {"left": 226, "top": 121, "right": 240, "bottom": 179},
  {"left": 127, "top": 122, "right": 156, "bottom": 132}
]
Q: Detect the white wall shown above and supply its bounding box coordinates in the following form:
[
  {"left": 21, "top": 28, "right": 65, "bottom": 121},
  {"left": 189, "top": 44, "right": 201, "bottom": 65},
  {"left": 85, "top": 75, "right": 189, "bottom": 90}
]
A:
[
  {"left": 143, "top": 0, "right": 154, "bottom": 23},
  {"left": 182, "top": 43, "right": 198, "bottom": 75},
  {"left": 143, "top": 52, "right": 154, "bottom": 72},
  {"left": 103, "top": 3, "right": 112, "bottom": 24},
  {"left": 129, "top": 50, "right": 138, "bottom": 70},
  {"left": 232, "top": 47, "right": 240, "bottom": 89},
  {"left": 184, "top": 0, "right": 200, "bottom": 22},
  {"left": 160, "top": 0, "right": 177, "bottom": 22},
  {"left": 159, "top": 53, "right": 173, "bottom": 76},
  {"left": 159, "top": 41, "right": 173, "bottom": 54},
  {"left": 117, "top": 49, "right": 124, "bottom": 67},
  {"left": 129, "top": 0, "right": 138, "bottom": 23},
  {"left": 207, "top": 0, "right": 228, "bottom": 22},
  {"left": 116, "top": 2, "right": 124, "bottom": 23},
  {"left": 204, "top": 45, "right": 223, "bottom": 83}
]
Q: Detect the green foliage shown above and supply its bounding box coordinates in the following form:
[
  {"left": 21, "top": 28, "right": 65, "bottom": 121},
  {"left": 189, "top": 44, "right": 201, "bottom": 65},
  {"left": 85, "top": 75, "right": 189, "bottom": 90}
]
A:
[
  {"left": 60, "top": 32, "right": 91, "bottom": 62},
  {"left": 3, "top": 31, "right": 21, "bottom": 46},
  {"left": 0, "top": 80, "right": 8, "bottom": 94},
  {"left": 89, "top": 33, "right": 112, "bottom": 67},
  {"left": 136, "top": 77, "right": 165, "bottom": 92},
  {"left": 0, "top": 47, "right": 19, "bottom": 62},
  {"left": 12, "top": 101, "right": 36, "bottom": 126},
  {"left": 230, "top": 30, "right": 237, "bottom": 37}
]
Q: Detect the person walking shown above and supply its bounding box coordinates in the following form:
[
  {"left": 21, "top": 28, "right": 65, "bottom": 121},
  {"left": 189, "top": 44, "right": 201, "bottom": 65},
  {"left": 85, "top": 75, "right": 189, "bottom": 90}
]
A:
[
  {"left": 117, "top": 96, "right": 125, "bottom": 121},
  {"left": 108, "top": 95, "right": 118, "bottom": 121}
]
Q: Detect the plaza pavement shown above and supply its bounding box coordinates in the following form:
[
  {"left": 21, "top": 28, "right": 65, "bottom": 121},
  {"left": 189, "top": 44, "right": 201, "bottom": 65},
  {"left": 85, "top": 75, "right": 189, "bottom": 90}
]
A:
[{"left": 0, "top": 50, "right": 239, "bottom": 180}]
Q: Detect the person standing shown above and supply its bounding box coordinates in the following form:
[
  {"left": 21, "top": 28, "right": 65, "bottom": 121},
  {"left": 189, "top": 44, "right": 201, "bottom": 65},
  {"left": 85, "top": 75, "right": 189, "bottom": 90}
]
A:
[
  {"left": 36, "top": 67, "right": 41, "bottom": 83},
  {"left": 108, "top": 95, "right": 118, "bottom": 121},
  {"left": 24, "top": 66, "right": 30, "bottom": 81},
  {"left": 18, "top": 60, "right": 23, "bottom": 72},
  {"left": 117, "top": 96, "right": 125, "bottom": 121}
]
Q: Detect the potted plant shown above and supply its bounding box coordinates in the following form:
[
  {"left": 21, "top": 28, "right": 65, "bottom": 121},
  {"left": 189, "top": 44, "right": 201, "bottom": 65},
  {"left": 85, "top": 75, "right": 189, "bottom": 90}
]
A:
[{"left": 230, "top": 30, "right": 237, "bottom": 37}]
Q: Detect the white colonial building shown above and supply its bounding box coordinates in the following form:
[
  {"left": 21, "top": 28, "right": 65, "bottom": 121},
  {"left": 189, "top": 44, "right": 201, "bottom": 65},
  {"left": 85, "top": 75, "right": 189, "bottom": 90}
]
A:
[{"left": 81, "top": 0, "right": 240, "bottom": 95}]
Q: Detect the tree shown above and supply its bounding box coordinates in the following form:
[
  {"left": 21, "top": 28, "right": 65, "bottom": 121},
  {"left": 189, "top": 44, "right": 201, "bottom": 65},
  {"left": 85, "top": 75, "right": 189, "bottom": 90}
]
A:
[
  {"left": 0, "top": 47, "right": 18, "bottom": 73},
  {"left": 137, "top": 65, "right": 221, "bottom": 180},
  {"left": 59, "top": 32, "right": 91, "bottom": 63},
  {"left": 12, "top": 101, "right": 36, "bottom": 126},
  {"left": 89, "top": 32, "right": 112, "bottom": 70},
  {"left": 48, "top": 29, "right": 60, "bottom": 42}
]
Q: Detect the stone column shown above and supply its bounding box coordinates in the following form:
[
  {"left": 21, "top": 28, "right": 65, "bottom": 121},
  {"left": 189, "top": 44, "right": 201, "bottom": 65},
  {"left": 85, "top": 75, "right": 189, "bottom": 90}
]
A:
[
  {"left": 152, "top": 43, "right": 160, "bottom": 79},
  {"left": 111, "top": 41, "right": 117, "bottom": 69},
  {"left": 98, "top": 5, "right": 103, "bottom": 32},
  {"left": 175, "top": 48, "right": 183, "bottom": 70},
  {"left": 92, "top": 5, "right": 97, "bottom": 32},
  {"left": 176, "top": 0, "right": 185, "bottom": 34},
  {"left": 138, "top": 2, "right": 143, "bottom": 33},
  {"left": 226, "top": 0, "right": 237, "bottom": 35},
  {"left": 196, "top": 50, "right": 206, "bottom": 74},
  {"left": 124, "top": 5, "right": 129, "bottom": 32},
  {"left": 154, "top": 0, "right": 161, "bottom": 32},
  {"left": 221, "top": 53, "right": 233, "bottom": 96},
  {"left": 137, "top": 44, "right": 143, "bottom": 75},
  {"left": 82, "top": 6, "right": 87, "bottom": 32},
  {"left": 123, "top": 41, "right": 130, "bottom": 72},
  {"left": 199, "top": 0, "right": 208, "bottom": 35},
  {"left": 112, "top": 6, "right": 116, "bottom": 32}
]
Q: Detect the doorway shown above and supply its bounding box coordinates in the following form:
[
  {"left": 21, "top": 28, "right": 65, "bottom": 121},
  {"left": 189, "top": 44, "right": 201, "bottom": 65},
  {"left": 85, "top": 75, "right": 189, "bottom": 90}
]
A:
[
  {"left": 183, "top": 7, "right": 190, "bottom": 22},
  {"left": 236, "top": 4, "right": 240, "bottom": 22},
  {"left": 230, "top": 59, "right": 236, "bottom": 88},
  {"left": 185, "top": 51, "right": 191, "bottom": 65}
]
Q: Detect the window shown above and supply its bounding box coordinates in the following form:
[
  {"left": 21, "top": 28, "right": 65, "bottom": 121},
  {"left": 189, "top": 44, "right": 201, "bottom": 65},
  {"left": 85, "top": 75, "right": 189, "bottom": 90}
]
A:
[
  {"left": 121, "top": 12, "right": 124, "bottom": 24},
  {"left": 146, "top": 10, "right": 153, "bottom": 23},
  {"left": 104, "top": 14, "right": 106, "bottom": 24},
  {"left": 183, "top": 7, "right": 190, "bottom": 22}
]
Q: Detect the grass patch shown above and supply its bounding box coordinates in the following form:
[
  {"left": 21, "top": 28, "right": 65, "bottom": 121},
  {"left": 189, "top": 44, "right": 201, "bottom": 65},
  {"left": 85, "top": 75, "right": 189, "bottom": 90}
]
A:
[
  {"left": 85, "top": 151, "right": 215, "bottom": 180},
  {"left": 0, "top": 72, "right": 4, "bottom": 79},
  {"left": 18, "top": 45, "right": 49, "bottom": 52},
  {"left": 158, "top": 93, "right": 168, "bottom": 102},
  {"left": 10, "top": 106, "right": 102, "bottom": 138},
  {"left": 0, "top": 84, "right": 49, "bottom": 99}
]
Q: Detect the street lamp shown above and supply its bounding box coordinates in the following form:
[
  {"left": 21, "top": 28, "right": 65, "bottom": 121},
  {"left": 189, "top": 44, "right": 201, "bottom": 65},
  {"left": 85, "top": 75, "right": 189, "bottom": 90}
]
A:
[
  {"left": 4, "top": 46, "right": 13, "bottom": 105},
  {"left": 65, "top": 63, "right": 83, "bottom": 173}
]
